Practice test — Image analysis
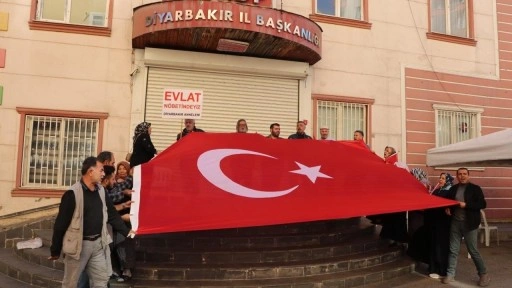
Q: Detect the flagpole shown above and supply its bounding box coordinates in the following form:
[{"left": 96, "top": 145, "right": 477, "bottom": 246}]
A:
[
  {"left": 179, "top": 119, "right": 184, "bottom": 140},
  {"left": 130, "top": 165, "right": 142, "bottom": 233}
]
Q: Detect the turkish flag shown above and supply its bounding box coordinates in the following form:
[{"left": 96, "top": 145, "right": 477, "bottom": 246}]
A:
[
  {"left": 130, "top": 133, "right": 456, "bottom": 235},
  {"left": 384, "top": 153, "right": 399, "bottom": 165}
]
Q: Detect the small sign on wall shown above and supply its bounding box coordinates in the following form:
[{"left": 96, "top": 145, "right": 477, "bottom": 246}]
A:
[
  {"left": 0, "top": 49, "right": 5, "bottom": 68},
  {"left": 0, "top": 12, "right": 8, "bottom": 31},
  {"left": 162, "top": 88, "right": 204, "bottom": 119}
]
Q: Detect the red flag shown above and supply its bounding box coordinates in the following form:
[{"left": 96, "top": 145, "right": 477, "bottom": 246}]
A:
[
  {"left": 130, "top": 133, "right": 456, "bottom": 234},
  {"left": 384, "top": 153, "right": 399, "bottom": 164}
]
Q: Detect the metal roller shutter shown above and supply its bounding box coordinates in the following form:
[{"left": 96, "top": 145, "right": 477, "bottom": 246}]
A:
[{"left": 145, "top": 67, "right": 299, "bottom": 151}]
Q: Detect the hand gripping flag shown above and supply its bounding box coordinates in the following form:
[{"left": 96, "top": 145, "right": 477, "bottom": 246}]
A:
[{"left": 130, "top": 133, "right": 456, "bottom": 234}]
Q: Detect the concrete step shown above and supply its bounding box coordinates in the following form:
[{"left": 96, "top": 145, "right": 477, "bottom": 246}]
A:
[
  {"left": 16, "top": 244, "right": 403, "bottom": 280},
  {"left": 129, "top": 218, "right": 364, "bottom": 237},
  {"left": 33, "top": 225, "right": 375, "bottom": 251},
  {"left": 107, "top": 259, "right": 414, "bottom": 287},
  {"left": 0, "top": 270, "right": 37, "bottom": 288},
  {"left": 134, "top": 248, "right": 404, "bottom": 281},
  {"left": 134, "top": 224, "right": 375, "bottom": 250},
  {"left": 135, "top": 233, "right": 383, "bottom": 264},
  {"left": 0, "top": 248, "right": 62, "bottom": 287},
  {"left": 34, "top": 221, "right": 376, "bottom": 252}
]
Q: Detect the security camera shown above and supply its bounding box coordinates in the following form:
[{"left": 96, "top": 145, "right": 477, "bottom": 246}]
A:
[{"left": 130, "top": 67, "right": 139, "bottom": 76}]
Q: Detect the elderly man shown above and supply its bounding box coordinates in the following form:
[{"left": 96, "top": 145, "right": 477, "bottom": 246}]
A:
[
  {"left": 442, "top": 168, "right": 490, "bottom": 286},
  {"left": 319, "top": 126, "right": 330, "bottom": 140},
  {"left": 288, "top": 121, "right": 312, "bottom": 139},
  {"left": 177, "top": 119, "right": 204, "bottom": 141},
  {"left": 267, "top": 123, "right": 282, "bottom": 139},
  {"left": 49, "top": 157, "right": 134, "bottom": 288}
]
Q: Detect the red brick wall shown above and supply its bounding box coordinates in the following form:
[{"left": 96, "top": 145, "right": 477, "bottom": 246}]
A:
[{"left": 405, "top": 0, "right": 512, "bottom": 221}]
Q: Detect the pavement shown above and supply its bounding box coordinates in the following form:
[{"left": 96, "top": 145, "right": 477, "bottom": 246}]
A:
[{"left": 365, "top": 240, "right": 512, "bottom": 288}]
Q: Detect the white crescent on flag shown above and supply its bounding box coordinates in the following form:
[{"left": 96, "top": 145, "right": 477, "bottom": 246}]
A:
[{"left": 197, "top": 149, "right": 300, "bottom": 198}]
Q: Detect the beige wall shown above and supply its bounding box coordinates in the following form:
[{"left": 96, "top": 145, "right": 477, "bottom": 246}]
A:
[
  {"left": 0, "top": 0, "right": 133, "bottom": 215},
  {"left": 0, "top": 0, "right": 501, "bottom": 215}
]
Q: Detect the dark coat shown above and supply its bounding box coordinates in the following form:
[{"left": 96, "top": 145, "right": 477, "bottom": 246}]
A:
[
  {"left": 288, "top": 133, "right": 312, "bottom": 139},
  {"left": 176, "top": 127, "right": 205, "bottom": 141},
  {"left": 130, "top": 133, "right": 157, "bottom": 168},
  {"left": 446, "top": 182, "right": 486, "bottom": 231}
]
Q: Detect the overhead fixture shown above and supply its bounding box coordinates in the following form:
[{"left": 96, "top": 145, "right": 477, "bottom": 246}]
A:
[{"left": 216, "top": 39, "right": 249, "bottom": 53}]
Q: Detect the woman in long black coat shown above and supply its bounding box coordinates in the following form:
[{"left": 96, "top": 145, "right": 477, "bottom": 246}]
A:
[
  {"left": 129, "top": 122, "right": 157, "bottom": 168},
  {"left": 425, "top": 172, "right": 454, "bottom": 278}
]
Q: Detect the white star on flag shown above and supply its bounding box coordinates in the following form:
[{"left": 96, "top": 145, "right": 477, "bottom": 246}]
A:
[{"left": 289, "top": 162, "right": 332, "bottom": 183}]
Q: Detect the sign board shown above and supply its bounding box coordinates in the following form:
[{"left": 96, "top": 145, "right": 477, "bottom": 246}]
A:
[{"left": 162, "top": 88, "right": 203, "bottom": 119}]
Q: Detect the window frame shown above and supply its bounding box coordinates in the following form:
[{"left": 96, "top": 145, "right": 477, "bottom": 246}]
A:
[
  {"left": 313, "top": 94, "right": 374, "bottom": 142},
  {"left": 433, "top": 104, "right": 482, "bottom": 147},
  {"left": 427, "top": 0, "right": 476, "bottom": 46},
  {"left": 29, "top": 0, "right": 114, "bottom": 37},
  {"left": 13, "top": 107, "right": 108, "bottom": 197},
  {"left": 310, "top": 0, "right": 371, "bottom": 30}
]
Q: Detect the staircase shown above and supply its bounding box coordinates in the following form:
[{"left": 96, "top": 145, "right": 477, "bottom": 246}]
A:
[{"left": 0, "top": 214, "right": 415, "bottom": 287}]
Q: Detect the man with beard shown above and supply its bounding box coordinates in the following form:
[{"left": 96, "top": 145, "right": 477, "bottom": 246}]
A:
[
  {"left": 288, "top": 121, "right": 312, "bottom": 139},
  {"left": 319, "top": 126, "right": 331, "bottom": 140},
  {"left": 442, "top": 168, "right": 490, "bottom": 286},
  {"left": 267, "top": 123, "right": 282, "bottom": 139}
]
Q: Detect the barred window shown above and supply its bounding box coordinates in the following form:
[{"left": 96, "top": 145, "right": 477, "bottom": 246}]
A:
[
  {"left": 434, "top": 105, "right": 482, "bottom": 147},
  {"left": 316, "top": 100, "right": 368, "bottom": 140},
  {"left": 22, "top": 116, "right": 98, "bottom": 188}
]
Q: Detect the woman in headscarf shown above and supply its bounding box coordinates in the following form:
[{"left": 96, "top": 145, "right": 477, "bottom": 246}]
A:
[
  {"left": 129, "top": 122, "right": 157, "bottom": 168},
  {"left": 406, "top": 168, "right": 431, "bottom": 264},
  {"left": 378, "top": 147, "right": 409, "bottom": 246},
  {"left": 116, "top": 161, "right": 131, "bottom": 183},
  {"left": 425, "top": 172, "right": 454, "bottom": 279}
]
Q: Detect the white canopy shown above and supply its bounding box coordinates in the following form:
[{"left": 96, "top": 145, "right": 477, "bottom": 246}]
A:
[{"left": 426, "top": 129, "right": 512, "bottom": 167}]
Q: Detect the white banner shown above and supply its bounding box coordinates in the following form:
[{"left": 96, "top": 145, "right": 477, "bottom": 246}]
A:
[{"left": 162, "top": 88, "right": 203, "bottom": 119}]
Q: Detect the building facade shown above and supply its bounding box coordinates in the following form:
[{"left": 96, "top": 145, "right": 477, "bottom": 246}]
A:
[{"left": 0, "top": 0, "right": 510, "bottom": 220}]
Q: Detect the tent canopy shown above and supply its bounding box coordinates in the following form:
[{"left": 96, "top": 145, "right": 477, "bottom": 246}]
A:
[{"left": 426, "top": 129, "right": 512, "bottom": 167}]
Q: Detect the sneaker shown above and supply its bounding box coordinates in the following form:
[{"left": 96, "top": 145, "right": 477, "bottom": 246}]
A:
[
  {"left": 479, "top": 273, "right": 490, "bottom": 287},
  {"left": 429, "top": 273, "right": 440, "bottom": 279},
  {"left": 441, "top": 276, "right": 454, "bottom": 284}
]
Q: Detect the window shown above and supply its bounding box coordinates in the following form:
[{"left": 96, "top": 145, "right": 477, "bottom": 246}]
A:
[
  {"left": 37, "top": 0, "right": 108, "bottom": 27},
  {"left": 434, "top": 104, "right": 482, "bottom": 147},
  {"left": 310, "top": 0, "right": 371, "bottom": 29},
  {"left": 316, "top": 99, "right": 369, "bottom": 141},
  {"left": 316, "top": 0, "right": 362, "bottom": 20},
  {"left": 428, "top": 0, "right": 475, "bottom": 45},
  {"left": 29, "top": 0, "right": 113, "bottom": 36},
  {"left": 23, "top": 116, "right": 98, "bottom": 188},
  {"left": 14, "top": 108, "right": 107, "bottom": 197}
]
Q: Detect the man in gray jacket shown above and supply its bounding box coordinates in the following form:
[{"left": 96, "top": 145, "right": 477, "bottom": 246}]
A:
[{"left": 49, "top": 157, "right": 134, "bottom": 288}]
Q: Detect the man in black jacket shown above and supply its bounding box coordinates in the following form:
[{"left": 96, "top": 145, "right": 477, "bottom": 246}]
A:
[
  {"left": 442, "top": 168, "right": 490, "bottom": 286},
  {"left": 177, "top": 119, "right": 204, "bottom": 140},
  {"left": 288, "top": 121, "right": 312, "bottom": 139},
  {"left": 49, "top": 157, "right": 134, "bottom": 287}
]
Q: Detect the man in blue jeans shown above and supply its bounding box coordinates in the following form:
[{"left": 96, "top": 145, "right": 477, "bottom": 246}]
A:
[{"left": 442, "top": 168, "right": 490, "bottom": 286}]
